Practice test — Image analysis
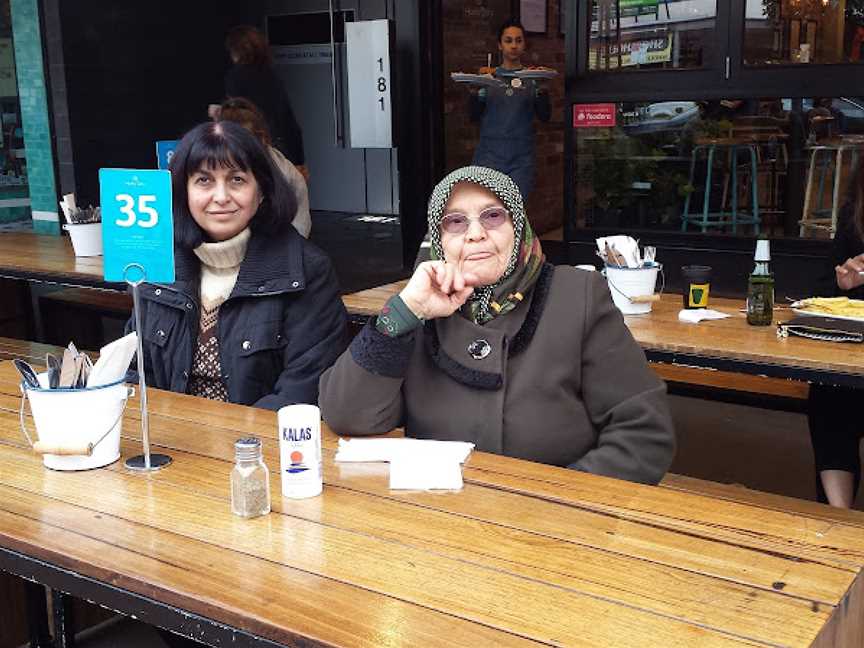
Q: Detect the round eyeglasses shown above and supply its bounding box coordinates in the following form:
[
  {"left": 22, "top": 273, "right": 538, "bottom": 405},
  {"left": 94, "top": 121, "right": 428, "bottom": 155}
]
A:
[{"left": 441, "top": 206, "right": 509, "bottom": 235}]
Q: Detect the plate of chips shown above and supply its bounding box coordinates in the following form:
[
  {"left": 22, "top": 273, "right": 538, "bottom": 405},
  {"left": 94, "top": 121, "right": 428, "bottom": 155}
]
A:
[
  {"left": 791, "top": 296, "right": 864, "bottom": 322},
  {"left": 450, "top": 72, "right": 506, "bottom": 87},
  {"left": 512, "top": 68, "right": 558, "bottom": 80}
]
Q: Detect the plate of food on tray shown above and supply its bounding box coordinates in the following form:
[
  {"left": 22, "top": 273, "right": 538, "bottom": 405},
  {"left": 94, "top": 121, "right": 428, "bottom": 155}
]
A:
[
  {"left": 450, "top": 72, "right": 507, "bottom": 87},
  {"left": 510, "top": 67, "right": 558, "bottom": 80},
  {"left": 790, "top": 296, "right": 864, "bottom": 322}
]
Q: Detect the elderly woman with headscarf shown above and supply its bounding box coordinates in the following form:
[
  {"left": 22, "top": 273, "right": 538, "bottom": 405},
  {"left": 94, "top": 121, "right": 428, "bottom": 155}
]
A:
[{"left": 319, "top": 166, "right": 675, "bottom": 484}]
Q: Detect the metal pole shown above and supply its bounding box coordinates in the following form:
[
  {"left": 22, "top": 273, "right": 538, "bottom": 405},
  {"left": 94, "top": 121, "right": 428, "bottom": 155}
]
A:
[
  {"left": 329, "top": 0, "right": 341, "bottom": 146},
  {"left": 123, "top": 264, "right": 171, "bottom": 472},
  {"left": 132, "top": 281, "right": 150, "bottom": 469}
]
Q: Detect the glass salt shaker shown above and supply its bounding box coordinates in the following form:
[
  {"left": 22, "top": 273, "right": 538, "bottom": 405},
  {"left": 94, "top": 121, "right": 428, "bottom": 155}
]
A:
[{"left": 230, "top": 437, "right": 271, "bottom": 518}]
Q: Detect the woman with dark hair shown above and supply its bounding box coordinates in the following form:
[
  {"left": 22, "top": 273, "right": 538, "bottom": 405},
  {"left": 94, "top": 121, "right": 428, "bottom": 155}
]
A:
[
  {"left": 219, "top": 96, "right": 311, "bottom": 238},
  {"left": 468, "top": 19, "right": 552, "bottom": 199},
  {"left": 220, "top": 25, "right": 307, "bottom": 178},
  {"left": 126, "top": 121, "right": 346, "bottom": 412},
  {"left": 808, "top": 163, "right": 864, "bottom": 508}
]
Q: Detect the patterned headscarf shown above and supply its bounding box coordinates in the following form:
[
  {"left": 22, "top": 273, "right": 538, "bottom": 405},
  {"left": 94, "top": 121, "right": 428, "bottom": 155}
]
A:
[{"left": 427, "top": 166, "right": 545, "bottom": 324}]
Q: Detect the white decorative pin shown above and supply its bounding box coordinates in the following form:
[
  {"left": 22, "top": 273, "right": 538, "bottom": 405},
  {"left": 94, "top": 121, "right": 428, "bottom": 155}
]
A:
[{"left": 468, "top": 339, "right": 492, "bottom": 360}]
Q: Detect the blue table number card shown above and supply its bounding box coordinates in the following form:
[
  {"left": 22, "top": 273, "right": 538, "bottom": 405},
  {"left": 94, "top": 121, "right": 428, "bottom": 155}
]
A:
[
  {"left": 155, "top": 140, "right": 179, "bottom": 170},
  {"left": 100, "top": 168, "right": 175, "bottom": 284}
]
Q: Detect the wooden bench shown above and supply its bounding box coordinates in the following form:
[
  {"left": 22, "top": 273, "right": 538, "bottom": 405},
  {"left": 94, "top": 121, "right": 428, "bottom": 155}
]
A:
[
  {"left": 38, "top": 288, "right": 131, "bottom": 350},
  {"left": 652, "top": 362, "right": 809, "bottom": 400}
]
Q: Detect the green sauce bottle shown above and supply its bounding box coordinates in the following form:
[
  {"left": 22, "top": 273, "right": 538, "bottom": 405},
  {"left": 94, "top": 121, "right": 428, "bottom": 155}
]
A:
[{"left": 746, "top": 239, "right": 774, "bottom": 326}]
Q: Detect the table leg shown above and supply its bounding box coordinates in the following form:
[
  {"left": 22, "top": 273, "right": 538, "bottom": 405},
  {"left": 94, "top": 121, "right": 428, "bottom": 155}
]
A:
[
  {"left": 730, "top": 146, "right": 739, "bottom": 234},
  {"left": 51, "top": 589, "right": 76, "bottom": 648},
  {"left": 701, "top": 146, "right": 715, "bottom": 233},
  {"left": 800, "top": 149, "right": 819, "bottom": 236},
  {"left": 749, "top": 146, "right": 760, "bottom": 235},
  {"left": 25, "top": 581, "right": 53, "bottom": 648},
  {"left": 830, "top": 147, "right": 844, "bottom": 239},
  {"left": 681, "top": 145, "right": 701, "bottom": 231}
]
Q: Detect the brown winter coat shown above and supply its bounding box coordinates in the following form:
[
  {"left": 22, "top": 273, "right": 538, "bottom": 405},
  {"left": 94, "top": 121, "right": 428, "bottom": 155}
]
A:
[{"left": 319, "top": 264, "right": 675, "bottom": 484}]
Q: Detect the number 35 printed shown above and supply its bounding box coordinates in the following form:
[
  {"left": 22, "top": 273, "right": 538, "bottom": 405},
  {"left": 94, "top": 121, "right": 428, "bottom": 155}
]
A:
[{"left": 115, "top": 193, "right": 158, "bottom": 228}]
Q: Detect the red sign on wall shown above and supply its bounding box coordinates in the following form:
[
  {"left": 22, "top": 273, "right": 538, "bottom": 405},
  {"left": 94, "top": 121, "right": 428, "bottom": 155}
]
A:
[{"left": 573, "top": 103, "right": 617, "bottom": 128}]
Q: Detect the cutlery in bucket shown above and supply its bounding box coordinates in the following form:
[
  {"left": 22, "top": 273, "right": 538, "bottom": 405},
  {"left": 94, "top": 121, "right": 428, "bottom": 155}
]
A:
[
  {"left": 46, "top": 354, "right": 60, "bottom": 389},
  {"left": 14, "top": 359, "right": 39, "bottom": 389}
]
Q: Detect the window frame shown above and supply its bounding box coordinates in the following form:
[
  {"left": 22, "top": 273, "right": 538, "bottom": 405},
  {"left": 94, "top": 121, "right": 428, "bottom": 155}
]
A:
[{"left": 562, "top": 0, "right": 859, "bottom": 252}]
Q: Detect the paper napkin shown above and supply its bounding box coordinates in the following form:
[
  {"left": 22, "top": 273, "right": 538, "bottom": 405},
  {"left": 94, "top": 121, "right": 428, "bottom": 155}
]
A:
[
  {"left": 678, "top": 309, "right": 731, "bottom": 324},
  {"left": 335, "top": 437, "right": 474, "bottom": 464},
  {"left": 335, "top": 438, "right": 474, "bottom": 491},
  {"left": 389, "top": 454, "right": 465, "bottom": 490},
  {"left": 87, "top": 332, "right": 138, "bottom": 387}
]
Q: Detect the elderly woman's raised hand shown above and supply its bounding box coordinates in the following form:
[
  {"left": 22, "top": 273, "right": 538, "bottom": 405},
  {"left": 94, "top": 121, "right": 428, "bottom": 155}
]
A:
[
  {"left": 836, "top": 254, "right": 864, "bottom": 291},
  {"left": 399, "top": 261, "right": 479, "bottom": 321}
]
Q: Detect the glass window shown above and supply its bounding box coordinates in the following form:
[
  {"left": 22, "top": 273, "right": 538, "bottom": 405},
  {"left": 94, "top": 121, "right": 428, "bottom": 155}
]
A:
[
  {"left": 744, "top": 0, "right": 864, "bottom": 66},
  {"left": 0, "top": 0, "right": 29, "bottom": 230},
  {"left": 589, "top": 0, "right": 718, "bottom": 72},
  {"left": 571, "top": 96, "right": 864, "bottom": 239}
]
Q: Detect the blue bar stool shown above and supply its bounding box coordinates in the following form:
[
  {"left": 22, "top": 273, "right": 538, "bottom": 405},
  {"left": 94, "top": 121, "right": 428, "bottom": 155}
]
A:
[{"left": 681, "top": 138, "right": 761, "bottom": 234}]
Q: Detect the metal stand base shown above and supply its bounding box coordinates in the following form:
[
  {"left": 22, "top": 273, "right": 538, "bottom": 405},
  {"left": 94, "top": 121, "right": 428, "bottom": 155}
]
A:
[{"left": 124, "top": 454, "right": 172, "bottom": 471}]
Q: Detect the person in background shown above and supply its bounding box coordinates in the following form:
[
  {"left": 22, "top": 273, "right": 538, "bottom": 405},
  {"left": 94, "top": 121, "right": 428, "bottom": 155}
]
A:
[
  {"left": 809, "top": 164, "right": 864, "bottom": 508},
  {"left": 701, "top": 99, "right": 758, "bottom": 122},
  {"left": 219, "top": 96, "right": 311, "bottom": 238},
  {"left": 126, "top": 121, "right": 345, "bottom": 418},
  {"left": 807, "top": 98, "right": 845, "bottom": 138},
  {"left": 319, "top": 166, "right": 675, "bottom": 485},
  {"left": 467, "top": 19, "right": 551, "bottom": 200},
  {"left": 217, "top": 25, "right": 308, "bottom": 181}
]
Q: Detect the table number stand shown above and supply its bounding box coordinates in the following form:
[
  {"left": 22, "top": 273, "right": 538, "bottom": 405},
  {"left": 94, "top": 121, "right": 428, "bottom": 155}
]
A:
[{"left": 122, "top": 262, "right": 171, "bottom": 471}]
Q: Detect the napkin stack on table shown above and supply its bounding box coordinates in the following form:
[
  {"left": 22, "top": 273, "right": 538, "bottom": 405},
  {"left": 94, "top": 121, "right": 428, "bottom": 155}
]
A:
[
  {"left": 678, "top": 309, "right": 731, "bottom": 323},
  {"left": 335, "top": 438, "right": 475, "bottom": 491}
]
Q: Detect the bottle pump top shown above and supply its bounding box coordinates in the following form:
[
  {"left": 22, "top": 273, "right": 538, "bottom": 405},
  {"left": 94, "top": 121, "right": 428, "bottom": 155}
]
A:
[{"left": 754, "top": 239, "right": 771, "bottom": 262}]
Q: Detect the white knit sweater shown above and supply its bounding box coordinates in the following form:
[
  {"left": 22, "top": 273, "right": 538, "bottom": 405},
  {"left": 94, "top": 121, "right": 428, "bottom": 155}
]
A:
[{"left": 193, "top": 228, "right": 250, "bottom": 311}]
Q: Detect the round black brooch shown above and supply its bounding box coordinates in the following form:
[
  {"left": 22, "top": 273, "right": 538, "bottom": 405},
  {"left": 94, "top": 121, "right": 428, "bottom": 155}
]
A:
[{"left": 467, "top": 339, "right": 492, "bottom": 360}]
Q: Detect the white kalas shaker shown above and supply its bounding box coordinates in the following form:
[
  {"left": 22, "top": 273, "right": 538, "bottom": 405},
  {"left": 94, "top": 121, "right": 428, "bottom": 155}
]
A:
[{"left": 276, "top": 404, "right": 323, "bottom": 498}]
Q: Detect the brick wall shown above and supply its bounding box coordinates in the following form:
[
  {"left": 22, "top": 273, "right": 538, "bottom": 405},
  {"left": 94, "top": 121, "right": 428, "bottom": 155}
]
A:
[{"left": 441, "top": 0, "right": 565, "bottom": 234}]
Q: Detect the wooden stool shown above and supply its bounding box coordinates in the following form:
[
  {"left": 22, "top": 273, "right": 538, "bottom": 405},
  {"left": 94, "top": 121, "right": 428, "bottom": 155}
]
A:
[{"left": 800, "top": 139, "right": 864, "bottom": 238}]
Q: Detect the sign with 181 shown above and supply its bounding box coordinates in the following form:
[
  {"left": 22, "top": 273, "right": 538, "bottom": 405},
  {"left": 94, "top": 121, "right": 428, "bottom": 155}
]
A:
[
  {"left": 99, "top": 168, "right": 175, "bottom": 284},
  {"left": 346, "top": 20, "right": 393, "bottom": 148}
]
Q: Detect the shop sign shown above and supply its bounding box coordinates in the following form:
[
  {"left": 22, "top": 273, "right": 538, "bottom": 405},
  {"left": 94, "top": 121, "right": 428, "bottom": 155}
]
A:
[
  {"left": 573, "top": 103, "right": 617, "bottom": 128},
  {"left": 272, "top": 45, "right": 332, "bottom": 65},
  {"left": 620, "top": 0, "right": 659, "bottom": 17},
  {"left": 155, "top": 140, "right": 179, "bottom": 170},
  {"left": 593, "top": 0, "right": 658, "bottom": 20},
  {"left": 589, "top": 33, "right": 673, "bottom": 69},
  {"left": 100, "top": 169, "right": 175, "bottom": 283}
]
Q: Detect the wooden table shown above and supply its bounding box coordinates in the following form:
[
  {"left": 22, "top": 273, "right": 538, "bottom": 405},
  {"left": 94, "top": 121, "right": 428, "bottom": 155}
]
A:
[
  {"left": 342, "top": 282, "right": 863, "bottom": 390},
  {"left": 625, "top": 293, "right": 864, "bottom": 388},
  {"left": 341, "top": 278, "right": 407, "bottom": 319},
  {"left": 0, "top": 231, "right": 117, "bottom": 289},
  {"left": 1, "top": 361, "right": 864, "bottom": 646},
  {"left": 0, "top": 231, "right": 398, "bottom": 311}
]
